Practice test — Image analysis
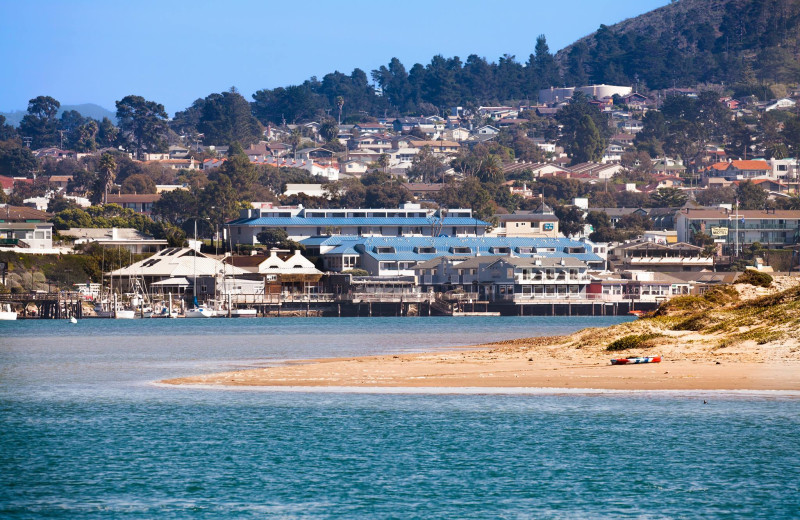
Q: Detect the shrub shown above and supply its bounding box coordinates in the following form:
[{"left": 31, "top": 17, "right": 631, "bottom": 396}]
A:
[
  {"left": 653, "top": 295, "right": 709, "bottom": 316},
  {"left": 607, "top": 333, "right": 662, "bottom": 351},
  {"left": 736, "top": 270, "right": 773, "bottom": 288},
  {"left": 702, "top": 285, "right": 739, "bottom": 305}
]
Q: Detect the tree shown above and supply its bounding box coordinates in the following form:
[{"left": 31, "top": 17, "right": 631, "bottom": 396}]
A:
[
  {"left": 533, "top": 35, "right": 560, "bottom": 88},
  {"left": 554, "top": 205, "right": 585, "bottom": 237},
  {"left": 435, "top": 177, "right": 494, "bottom": 221},
  {"left": 0, "top": 142, "right": 38, "bottom": 177},
  {"left": 96, "top": 117, "right": 119, "bottom": 148},
  {"left": 571, "top": 115, "right": 605, "bottom": 164},
  {"left": 74, "top": 120, "right": 99, "bottom": 152},
  {"left": 377, "top": 153, "right": 390, "bottom": 174},
  {"left": 364, "top": 182, "right": 411, "bottom": 208},
  {"left": 98, "top": 153, "right": 117, "bottom": 204},
  {"left": 115, "top": 95, "right": 169, "bottom": 159},
  {"left": 121, "top": 173, "right": 157, "bottom": 194},
  {"left": 736, "top": 180, "right": 768, "bottom": 210},
  {"left": 695, "top": 186, "right": 735, "bottom": 206},
  {"left": 556, "top": 92, "right": 609, "bottom": 165},
  {"left": 151, "top": 189, "right": 198, "bottom": 226},
  {"left": 336, "top": 96, "right": 345, "bottom": 125},
  {"left": 407, "top": 146, "right": 447, "bottom": 182},
  {"left": 18, "top": 96, "right": 60, "bottom": 149},
  {"left": 196, "top": 89, "right": 263, "bottom": 146},
  {"left": 319, "top": 119, "right": 339, "bottom": 143},
  {"left": 0, "top": 115, "right": 17, "bottom": 141},
  {"left": 256, "top": 228, "right": 300, "bottom": 250},
  {"left": 649, "top": 187, "right": 687, "bottom": 207}
]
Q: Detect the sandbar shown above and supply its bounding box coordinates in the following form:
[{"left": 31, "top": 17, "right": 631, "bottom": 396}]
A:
[{"left": 161, "top": 337, "right": 800, "bottom": 391}]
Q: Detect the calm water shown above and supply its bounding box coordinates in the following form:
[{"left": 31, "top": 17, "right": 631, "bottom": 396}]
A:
[{"left": 1, "top": 317, "right": 799, "bottom": 519}]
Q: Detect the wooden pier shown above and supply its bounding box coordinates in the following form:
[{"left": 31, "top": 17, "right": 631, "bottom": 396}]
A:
[{"left": 0, "top": 292, "right": 84, "bottom": 319}]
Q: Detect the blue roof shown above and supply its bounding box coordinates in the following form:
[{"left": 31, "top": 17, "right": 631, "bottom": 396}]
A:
[
  {"left": 228, "top": 217, "right": 489, "bottom": 227},
  {"left": 302, "top": 235, "right": 604, "bottom": 264}
]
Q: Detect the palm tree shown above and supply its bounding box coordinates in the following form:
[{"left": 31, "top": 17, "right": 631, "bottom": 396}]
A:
[
  {"left": 98, "top": 152, "right": 117, "bottom": 204},
  {"left": 377, "top": 153, "right": 390, "bottom": 175},
  {"left": 336, "top": 96, "right": 344, "bottom": 125},
  {"left": 288, "top": 129, "right": 301, "bottom": 158}
]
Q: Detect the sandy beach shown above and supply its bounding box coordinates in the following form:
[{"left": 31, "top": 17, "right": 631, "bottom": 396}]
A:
[
  {"left": 161, "top": 342, "right": 800, "bottom": 391},
  {"left": 162, "top": 277, "right": 800, "bottom": 391}
]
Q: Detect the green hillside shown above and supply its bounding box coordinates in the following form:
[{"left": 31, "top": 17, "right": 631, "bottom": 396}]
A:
[{"left": 555, "top": 0, "right": 800, "bottom": 96}]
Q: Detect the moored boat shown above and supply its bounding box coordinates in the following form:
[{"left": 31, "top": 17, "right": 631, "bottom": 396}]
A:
[
  {"left": 185, "top": 307, "right": 217, "bottom": 318},
  {"left": 0, "top": 303, "right": 18, "bottom": 320},
  {"left": 610, "top": 356, "right": 661, "bottom": 365},
  {"left": 230, "top": 308, "right": 257, "bottom": 318}
]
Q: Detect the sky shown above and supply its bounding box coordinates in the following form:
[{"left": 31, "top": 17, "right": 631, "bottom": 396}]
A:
[{"left": 0, "top": 0, "right": 669, "bottom": 117}]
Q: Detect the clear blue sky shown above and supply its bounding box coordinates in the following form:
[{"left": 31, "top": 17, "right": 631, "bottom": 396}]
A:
[{"left": 1, "top": 0, "right": 669, "bottom": 117}]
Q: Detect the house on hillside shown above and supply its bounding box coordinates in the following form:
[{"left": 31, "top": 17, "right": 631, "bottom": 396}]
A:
[
  {"left": 105, "top": 194, "right": 161, "bottom": 214},
  {"left": 705, "top": 160, "right": 772, "bottom": 181}
]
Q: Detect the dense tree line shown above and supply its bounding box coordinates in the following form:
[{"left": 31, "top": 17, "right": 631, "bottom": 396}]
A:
[{"left": 558, "top": 0, "right": 800, "bottom": 97}]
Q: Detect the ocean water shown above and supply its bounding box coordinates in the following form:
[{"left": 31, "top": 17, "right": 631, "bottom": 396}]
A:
[{"left": 1, "top": 317, "right": 799, "bottom": 519}]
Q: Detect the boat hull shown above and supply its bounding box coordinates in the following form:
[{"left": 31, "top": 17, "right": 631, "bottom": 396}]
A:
[
  {"left": 0, "top": 311, "right": 17, "bottom": 321},
  {"left": 185, "top": 308, "right": 217, "bottom": 318},
  {"left": 610, "top": 356, "right": 661, "bottom": 365}
]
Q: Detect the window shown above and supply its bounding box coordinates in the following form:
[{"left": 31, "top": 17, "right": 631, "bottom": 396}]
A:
[
  {"left": 415, "top": 246, "right": 436, "bottom": 254},
  {"left": 450, "top": 246, "right": 472, "bottom": 254}
]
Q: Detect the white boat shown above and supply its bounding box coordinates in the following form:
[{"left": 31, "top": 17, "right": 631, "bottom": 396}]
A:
[
  {"left": 114, "top": 309, "right": 136, "bottom": 319},
  {"left": 185, "top": 307, "right": 217, "bottom": 318},
  {"left": 0, "top": 303, "right": 17, "bottom": 320},
  {"left": 230, "top": 308, "right": 257, "bottom": 318}
]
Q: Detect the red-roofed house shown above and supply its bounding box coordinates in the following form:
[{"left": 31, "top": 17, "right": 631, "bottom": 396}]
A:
[{"left": 705, "top": 160, "right": 772, "bottom": 180}]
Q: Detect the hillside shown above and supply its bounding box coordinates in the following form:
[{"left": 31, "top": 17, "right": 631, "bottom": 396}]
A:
[
  {"left": 555, "top": 0, "right": 800, "bottom": 95},
  {"left": 1, "top": 103, "right": 116, "bottom": 127}
]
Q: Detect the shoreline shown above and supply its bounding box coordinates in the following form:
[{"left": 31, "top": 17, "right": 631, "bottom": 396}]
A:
[
  {"left": 160, "top": 344, "right": 800, "bottom": 392},
  {"left": 160, "top": 277, "right": 800, "bottom": 392}
]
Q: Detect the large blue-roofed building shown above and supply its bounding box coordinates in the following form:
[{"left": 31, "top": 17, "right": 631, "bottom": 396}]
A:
[
  {"left": 301, "top": 235, "right": 605, "bottom": 276},
  {"left": 226, "top": 203, "right": 490, "bottom": 245}
]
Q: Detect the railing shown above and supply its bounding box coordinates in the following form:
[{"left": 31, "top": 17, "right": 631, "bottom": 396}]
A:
[
  {"left": 0, "top": 292, "right": 61, "bottom": 301},
  {"left": 229, "top": 293, "right": 336, "bottom": 305},
  {"left": 353, "top": 292, "right": 428, "bottom": 303}
]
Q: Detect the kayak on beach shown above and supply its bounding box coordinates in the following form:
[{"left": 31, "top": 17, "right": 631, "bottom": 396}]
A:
[{"left": 610, "top": 356, "right": 662, "bottom": 365}]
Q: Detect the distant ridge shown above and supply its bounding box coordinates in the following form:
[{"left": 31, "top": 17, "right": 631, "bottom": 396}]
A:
[
  {"left": 1, "top": 103, "right": 116, "bottom": 127},
  {"left": 554, "top": 0, "right": 800, "bottom": 91}
]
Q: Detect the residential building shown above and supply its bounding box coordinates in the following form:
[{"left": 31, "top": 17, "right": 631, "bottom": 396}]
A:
[
  {"left": 61, "top": 227, "right": 168, "bottom": 254},
  {"left": 415, "top": 255, "right": 591, "bottom": 302},
  {"left": 304, "top": 235, "right": 604, "bottom": 277},
  {"left": 109, "top": 247, "right": 250, "bottom": 297},
  {"left": 675, "top": 208, "right": 800, "bottom": 251},
  {"left": 705, "top": 160, "right": 772, "bottom": 181},
  {"left": 490, "top": 206, "right": 560, "bottom": 238},
  {"left": 106, "top": 194, "right": 161, "bottom": 214},
  {"left": 0, "top": 222, "right": 54, "bottom": 250},
  {"left": 224, "top": 249, "right": 323, "bottom": 297},
  {"left": 227, "top": 204, "right": 488, "bottom": 244},
  {"left": 609, "top": 240, "right": 713, "bottom": 272},
  {"left": 283, "top": 184, "right": 327, "bottom": 198}
]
